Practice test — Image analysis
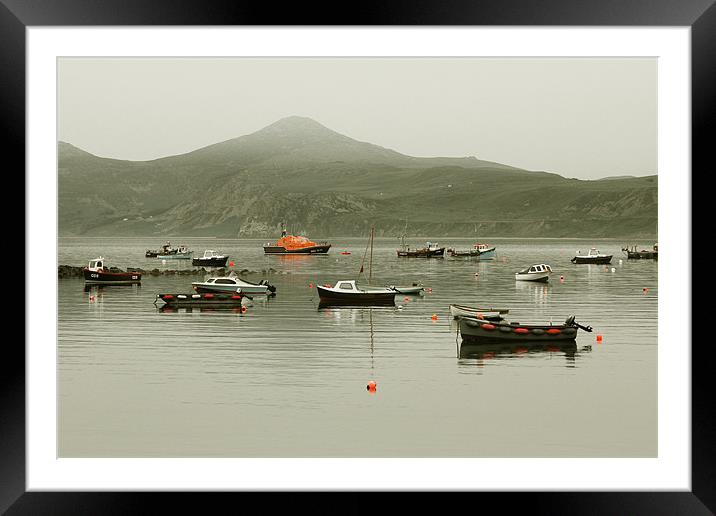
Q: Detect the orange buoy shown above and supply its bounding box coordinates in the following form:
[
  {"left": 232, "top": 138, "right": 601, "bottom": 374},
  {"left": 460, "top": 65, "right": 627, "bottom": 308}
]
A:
[
  {"left": 431, "top": 314, "right": 438, "bottom": 320},
  {"left": 427, "top": 288, "right": 432, "bottom": 293},
  {"left": 309, "top": 283, "right": 313, "bottom": 288},
  {"left": 367, "top": 381, "right": 377, "bottom": 392},
  {"left": 596, "top": 334, "right": 603, "bottom": 342},
  {"left": 643, "top": 287, "right": 648, "bottom": 293},
  {"left": 229, "top": 261, "right": 235, "bottom": 267},
  {"left": 241, "top": 306, "right": 247, "bottom": 313},
  {"left": 404, "top": 296, "right": 409, "bottom": 301}
]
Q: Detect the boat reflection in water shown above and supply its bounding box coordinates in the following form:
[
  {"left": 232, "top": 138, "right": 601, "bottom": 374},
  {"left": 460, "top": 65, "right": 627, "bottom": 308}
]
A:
[
  {"left": 459, "top": 340, "right": 578, "bottom": 360},
  {"left": 157, "top": 305, "right": 248, "bottom": 314},
  {"left": 84, "top": 284, "right": 141, "bottom": 294}
]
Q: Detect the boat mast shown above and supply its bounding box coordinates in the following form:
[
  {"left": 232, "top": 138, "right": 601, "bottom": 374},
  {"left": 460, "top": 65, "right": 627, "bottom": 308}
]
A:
[{"left": 369, "top": 226, "right": 374, "bottom": 283}]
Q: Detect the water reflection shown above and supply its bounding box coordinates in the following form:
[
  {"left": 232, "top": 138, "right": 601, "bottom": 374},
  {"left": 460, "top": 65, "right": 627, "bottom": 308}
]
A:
[
  {"left": 458, "top": 340, "right": 580, "bottom": 368},
  {"left": 514, "top": 280, "right": 550, "bottom": 304}
]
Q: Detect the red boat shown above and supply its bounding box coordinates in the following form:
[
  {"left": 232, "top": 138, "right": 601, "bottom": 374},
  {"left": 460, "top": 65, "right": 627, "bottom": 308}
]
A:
[{"left": 83, "top": 257, "right": 141, "bottom": 285}]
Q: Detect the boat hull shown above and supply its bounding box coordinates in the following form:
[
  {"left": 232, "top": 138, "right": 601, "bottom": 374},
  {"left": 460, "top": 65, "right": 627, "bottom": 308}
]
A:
[
  {"left": 386, "top": 285, "right": 424, "bottom": 295},
  {"left": 571, "top": 256, "right": 612, "bottom": 264},
  {"left": 157, "top": 253, "right": 193, "bottom": 260},
  {"left": 192, "top": 257, "right": 229, "bottom": 267},
  {"left": 459, "top": 318, "right": 579, "bottom": 343},
  {"left": 264, "top": 244, "right": 331, "bottom": 254},
  {"left": 515, "top": 272, "right": 550, "bottom": 282},
  {"left": 397, "top": 248, "right": 445, "bottom": 257},
  {"left": 316, "top": 285, "right": 396, "bottom": 305},
  {"left": 156, "top": 292, "right": 244, "bottom": 308},
  {"left": 83, "top": 269, "right": 141, "bottom": 284},
  {"left": 623, "top": 250, "right": 658, "bottom": 259},
  {"left": 192, "top": 284, "right": 270, "bottom": 295},
  {"left": 449, "top": 304, "right": 510, "bottom": 318}
]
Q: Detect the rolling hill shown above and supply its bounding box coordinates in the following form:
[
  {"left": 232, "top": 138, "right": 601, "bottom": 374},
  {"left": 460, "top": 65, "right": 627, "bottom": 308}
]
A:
[{"left": 58, "top": 116, "right": 657, "bottom": 238}]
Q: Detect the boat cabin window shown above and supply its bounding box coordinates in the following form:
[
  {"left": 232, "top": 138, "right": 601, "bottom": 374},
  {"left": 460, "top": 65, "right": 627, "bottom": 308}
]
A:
[
  {"left": 529, "top": 266, "right": 536, "bottom": 272},
  {"left": 96, "top": 261, "right": 102, "bottom": 268},
  {"left": 215, "top": 279, "right": 236, "bottom": 284},
  {"left": 338, "top": 282, "right": 354, "bottom": 290},
  {"left": 89, "top": 261, "right": 97, "bottom": 268}
]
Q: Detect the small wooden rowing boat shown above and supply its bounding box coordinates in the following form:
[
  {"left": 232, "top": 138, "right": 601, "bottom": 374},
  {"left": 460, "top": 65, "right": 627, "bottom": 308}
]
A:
[
  {"left": 459, "top": 315, "right": 592, "bottom": 343},
  {"left": 449, "top": 303, "right": 509, "bottom": 319}
]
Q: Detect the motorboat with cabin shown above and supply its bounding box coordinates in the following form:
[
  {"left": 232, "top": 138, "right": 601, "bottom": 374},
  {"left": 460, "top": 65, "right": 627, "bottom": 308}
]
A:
[
  {"left": 571, "top": 248, "right": 613, "bottom": 264},
  {"left": 192, "top": 249, "right": 229, "bottom": 267},
  {"left": 515, "top": 264, "right": 552, "bottom": 282},
  {"left": 447, "top": 242, "right": 496, "bottom": 259},
  {"left": 192, "top": 271, "right": 276, "bottom": 295},
  {"left": 146, "top": 241, "right": 193, "bottom": 259},
  {"left": 316, "top": 280, "right": 397, "bottom": 306},
  {"left": 263, "top": 225, "right": 331, "bottom": 254},
  {"left": 83, "top": 257, "right": 142, "bottom": 285},
  {"left": 397, "top": 241, "right": 445, "bottom": 257}
]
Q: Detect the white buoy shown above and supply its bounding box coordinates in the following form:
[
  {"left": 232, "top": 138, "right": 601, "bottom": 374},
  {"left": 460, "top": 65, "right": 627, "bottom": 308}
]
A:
[
  {"left": 611, "top": 267, "right": 616, "bottom": 272},
  {"left": 619, "top": 259, "right": 623, "bottom": 265}
]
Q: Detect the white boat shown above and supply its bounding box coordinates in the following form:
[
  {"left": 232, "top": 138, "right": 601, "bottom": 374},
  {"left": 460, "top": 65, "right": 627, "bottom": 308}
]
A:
[
  {"left": 449, "top": 303, "right": 509, "bottom": 319},
  {"left": 316, "top": 280, "right": 396, "bottom": 305},
  {"left": 515, "top": 263, "right": 552, "bottom": 282},
  {"left": 192, "top": 272, "right": 276, "bottom": 295},
  {"left": 192, "top": 249, "right": 229, "bottom": 267},
  {"left": 571, "top": 248, "right": 612, "bottom": 264}
]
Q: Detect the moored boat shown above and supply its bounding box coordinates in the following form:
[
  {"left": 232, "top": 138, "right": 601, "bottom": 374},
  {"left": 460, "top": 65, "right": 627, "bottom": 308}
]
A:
[
  {"left": 146, "top": 241, "right": 192, "bottom": 258},
  {"left": 449, "top": 303, "right": 510, "bottom": 319},
  {"left": 386, "top": 283, "right": 425, "bottom": 295},
  {"left": 515, "top": 264, "right": 552, "bottom": 282},
  {"left": 447, "top": 243, "right": 496, "bottom": 259},
  {"left": 83, "top": 257, "right": 142, "bottom": 285},
  {"left": 459, "top": 315, "right": 592, "bottom": 344},
  {"left": 397, "top": 241, "right": 445, "bottom": 257},
  {"left": 622, "top": 244, "right": 658, "bottom": 259},
  {"left": 192, "top": 250, "right": 229, "bottom": 267},
  {"left": 316, "top": 280, "right": 397, "bottom": 306},
  {"left": 571, "top": 248, "right": 613, "bottom": 264},
  {"left": 459, "top": 340, "right": 578, "bottom": 359},
  {"left": 263, "top": 226, "right": 331, "bottom": 254},
  {"left": 192, "top": 272, "right": 276, "bottom": 295}
]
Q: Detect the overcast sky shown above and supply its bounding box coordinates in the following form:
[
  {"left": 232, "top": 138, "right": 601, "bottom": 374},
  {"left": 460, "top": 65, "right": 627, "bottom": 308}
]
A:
[{"left": 58, "top": 57, "right": 656, "bottom": 179}]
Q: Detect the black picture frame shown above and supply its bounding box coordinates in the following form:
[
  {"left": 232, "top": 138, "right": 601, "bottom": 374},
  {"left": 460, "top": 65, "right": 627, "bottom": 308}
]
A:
[{"left": 7, "top": 0, "right": 708, "bottom": 513}]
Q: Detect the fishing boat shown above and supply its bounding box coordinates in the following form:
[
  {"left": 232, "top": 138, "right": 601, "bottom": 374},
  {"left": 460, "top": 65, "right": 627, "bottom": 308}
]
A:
[
  {"left": 192, "top": 272, "right": 276, "bottom": 295},
  {"left": 146, "top": 241, "right": 191, "bottom": 258},
  {"left": 263, "top": 225, "right": 331, "bottom": 254},
  {"left": 459, "top": 315, "right": 592, "bottom": 344},
  {"left": 192, "top": 249, "right": 229, "bottom": 267},
  {"left": 397, "top": 241, "right": 445, "bottom": 257},
  {"left": 159, "top": 244, "right": 193, "bottom": 259},
  {"left": 449, "top": 303, "right": 510, "bottom": 319},
  {"left": 83, "top": 257, "right": 142, "bottom": 285},
  {"left": 447, "top": 243, "right": 497, "bottom": 259},
  {"left": 154, "top": 292, "right": 246, "bottom": 309},
  {"left": 515, "top": 264, "right": 552, "bottom": 282},
  {"left": 622, "top": 243, "right": 658, "bottom": 259},
  {"left": 571, "top": 248, "right": 613, "bottom": 264},
  {"left": 317, "top": 227, "right": 396, "bottom": 306}
]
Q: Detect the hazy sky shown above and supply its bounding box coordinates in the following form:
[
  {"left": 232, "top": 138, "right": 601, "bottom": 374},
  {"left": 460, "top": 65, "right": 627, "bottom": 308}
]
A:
[{"left": 58, "top": 58, "right": 656, "bottom": 179}]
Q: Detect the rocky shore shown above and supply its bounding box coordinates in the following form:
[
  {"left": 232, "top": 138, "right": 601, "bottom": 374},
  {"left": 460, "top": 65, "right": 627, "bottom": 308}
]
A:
[{"left": 58, "top": 265, "right": 287, "bottom": 278}]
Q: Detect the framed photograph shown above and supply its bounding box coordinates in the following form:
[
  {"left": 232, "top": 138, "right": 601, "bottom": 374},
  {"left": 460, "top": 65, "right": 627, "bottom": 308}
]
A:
[{"left": 9, "top": 0, "right": 709, "bottom": 512}]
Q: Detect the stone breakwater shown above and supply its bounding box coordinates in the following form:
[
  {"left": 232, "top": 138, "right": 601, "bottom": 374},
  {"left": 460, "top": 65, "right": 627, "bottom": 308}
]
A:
[{"left": 58, "top": 265, "right": 287, "bottom": 278}]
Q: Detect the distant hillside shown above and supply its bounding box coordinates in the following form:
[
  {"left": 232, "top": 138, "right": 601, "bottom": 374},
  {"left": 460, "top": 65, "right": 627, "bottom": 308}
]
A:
[{"left": 58, "top": 116, "right": 657, "bottom": 238}]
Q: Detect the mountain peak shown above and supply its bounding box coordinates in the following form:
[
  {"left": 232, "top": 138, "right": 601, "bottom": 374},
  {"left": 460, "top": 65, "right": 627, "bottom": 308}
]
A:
[{"left": 254, "top": 116, "right": 344, "bottom": 139}]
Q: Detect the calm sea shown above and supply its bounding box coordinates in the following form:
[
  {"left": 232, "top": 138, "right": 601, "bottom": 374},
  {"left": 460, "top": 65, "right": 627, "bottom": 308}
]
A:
[{"left": 58, "top": 237, "right": 657, "bottom": 457}]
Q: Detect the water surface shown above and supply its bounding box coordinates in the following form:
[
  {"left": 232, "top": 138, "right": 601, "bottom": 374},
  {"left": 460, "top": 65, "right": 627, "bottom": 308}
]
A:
[{"left": 58, "top": 237, "right": 657, "bottom": 457}]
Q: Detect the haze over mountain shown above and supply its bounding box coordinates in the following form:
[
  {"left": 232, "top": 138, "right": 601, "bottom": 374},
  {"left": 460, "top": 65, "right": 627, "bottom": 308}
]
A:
[{"left": 58, "top": 116, "right": 657, "bottom": 239}]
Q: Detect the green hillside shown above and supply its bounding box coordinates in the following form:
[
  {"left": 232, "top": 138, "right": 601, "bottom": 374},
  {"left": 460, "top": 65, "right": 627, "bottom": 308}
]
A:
[{"left": 58, "top": 116, "right": 657, "bottom": 238}]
